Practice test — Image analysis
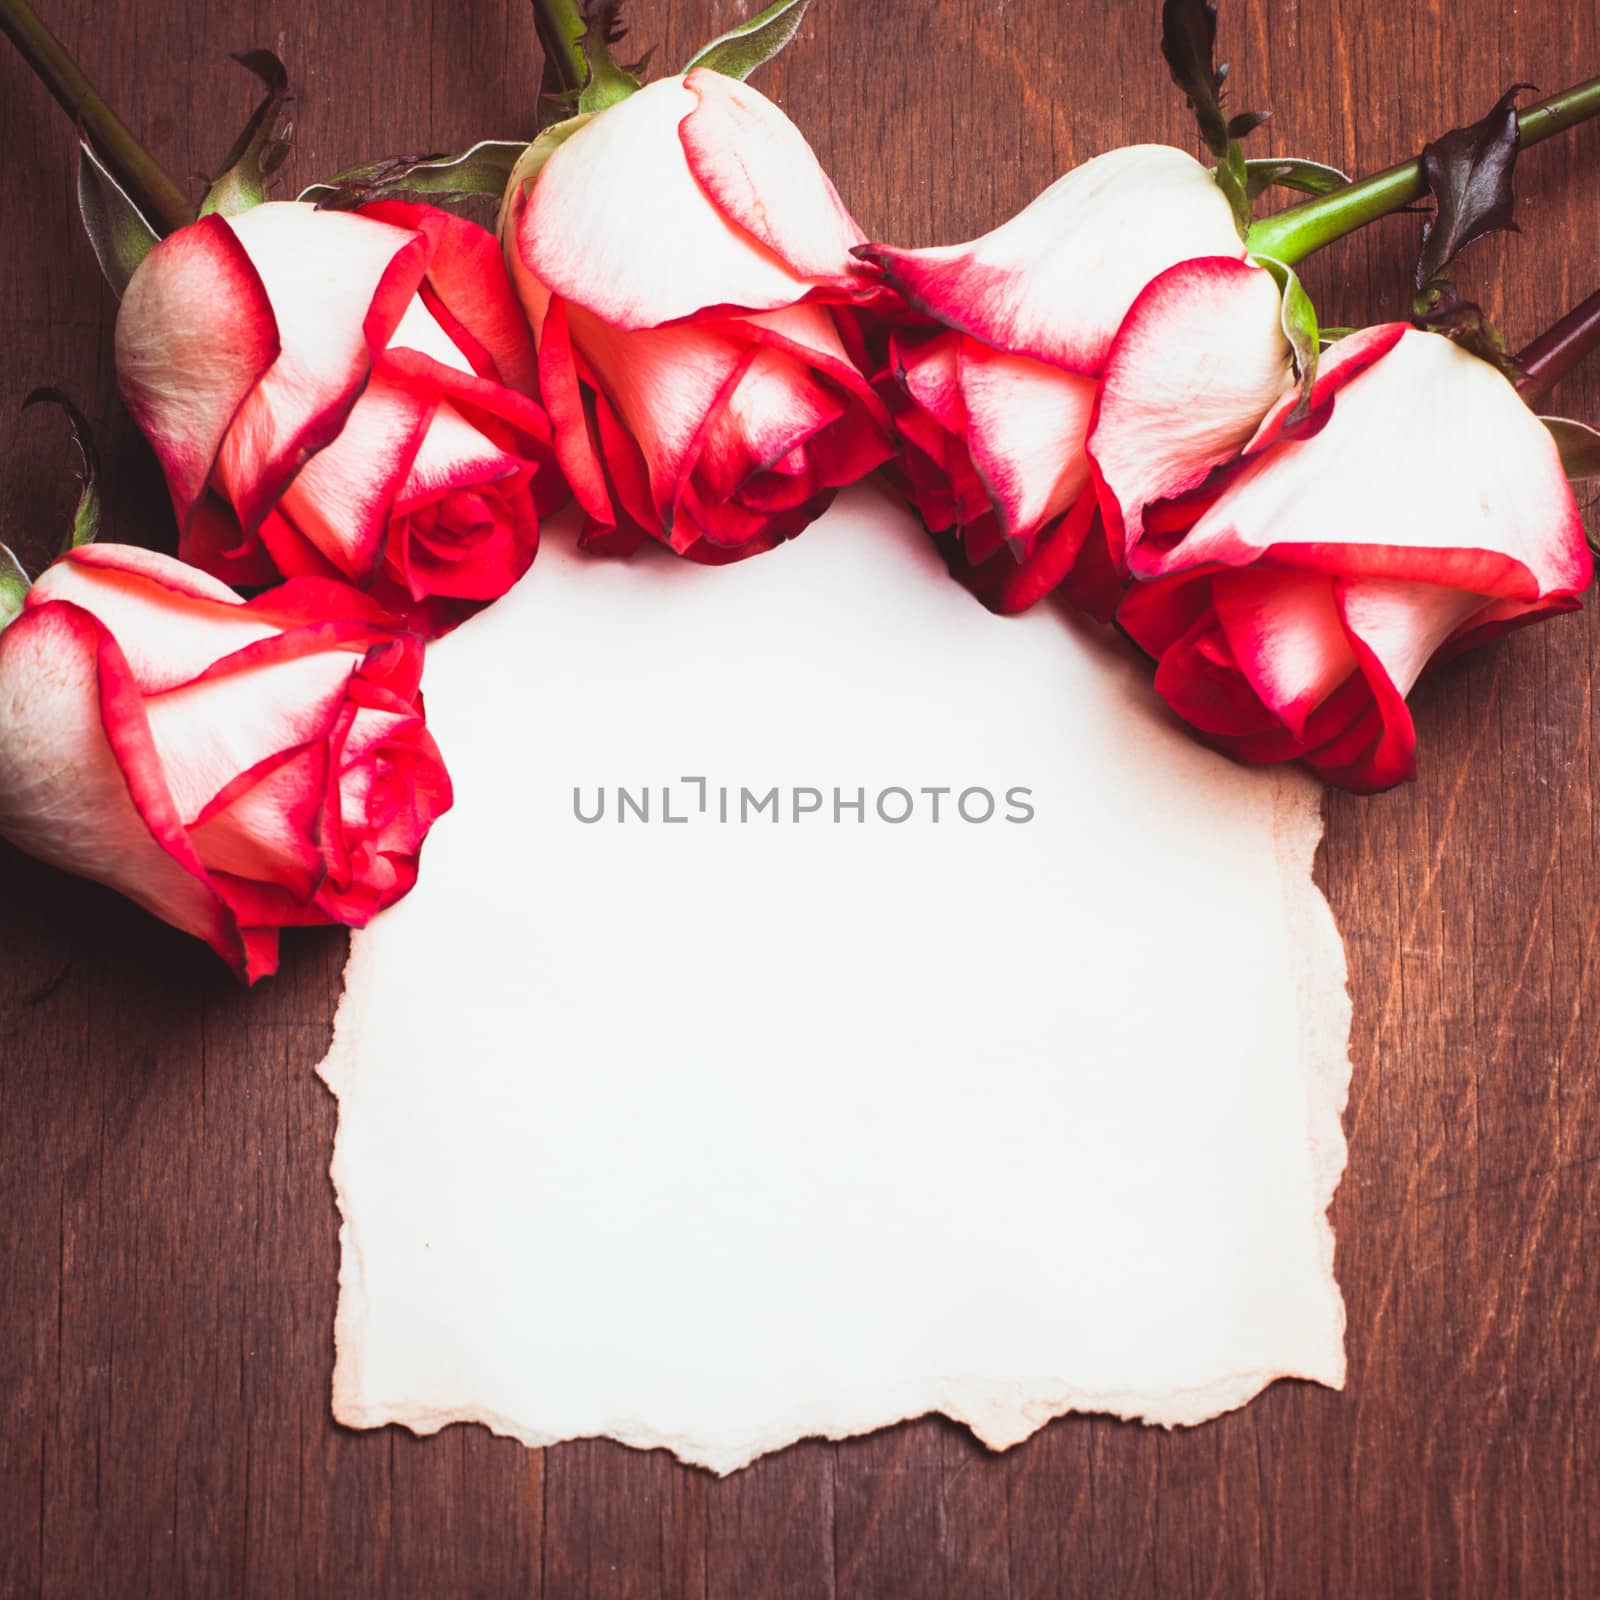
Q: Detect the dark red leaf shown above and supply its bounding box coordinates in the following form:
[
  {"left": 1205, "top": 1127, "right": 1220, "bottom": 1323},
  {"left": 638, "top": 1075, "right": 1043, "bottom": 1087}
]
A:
[{"left": 1415, "top": 84, "right": 1528, "bottom": 293}]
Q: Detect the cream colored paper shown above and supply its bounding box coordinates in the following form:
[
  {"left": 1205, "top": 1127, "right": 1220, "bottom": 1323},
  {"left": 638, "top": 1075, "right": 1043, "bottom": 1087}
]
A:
[{"left": 318, "top": 487, "right": 1350, "bottom": 1475}]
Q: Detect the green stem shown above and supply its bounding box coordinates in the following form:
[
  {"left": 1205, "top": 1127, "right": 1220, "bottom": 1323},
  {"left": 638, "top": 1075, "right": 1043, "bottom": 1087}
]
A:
[
  {"left": 529, "top": 0, "right": 588, "bottom": 98},
  {"left": 0, "top": 0, "right": 194, "bottom": 235},
  {"left": 1245, "top": 75, "right": 1600, "bottom": 266}
]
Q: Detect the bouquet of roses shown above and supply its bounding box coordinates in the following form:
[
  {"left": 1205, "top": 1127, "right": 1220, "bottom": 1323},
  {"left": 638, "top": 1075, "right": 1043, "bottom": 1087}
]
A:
[{"left": 1, "top": 0, "right": 1596, "bottom": 978}]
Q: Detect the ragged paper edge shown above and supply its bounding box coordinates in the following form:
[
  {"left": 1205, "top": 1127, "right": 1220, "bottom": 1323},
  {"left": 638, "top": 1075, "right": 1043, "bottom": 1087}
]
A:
[{"left": 317, "top": 767, "right": 1351, "bottom": 1476}]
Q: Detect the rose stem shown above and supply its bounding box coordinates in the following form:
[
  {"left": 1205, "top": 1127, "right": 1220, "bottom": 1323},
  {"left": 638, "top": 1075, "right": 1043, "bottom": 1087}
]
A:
[
  {"left": 528, "top": 0, "right": 588, "bottom": 97},
  {"left": 0, "top": 0, "right": 194, "bottom": 235},
  {"left": 1245, "top": 76, "right": 1600, "bottom": 266},
  {"left": 1515, "top": 288, "right": 1600, "bottom": 406}
]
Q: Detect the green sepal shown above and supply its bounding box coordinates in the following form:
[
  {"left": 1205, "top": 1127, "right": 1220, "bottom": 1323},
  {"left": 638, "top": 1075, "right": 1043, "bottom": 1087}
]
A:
[
  {"left": 1161, "top": 0, "right": 1266, "bottom": 235},
  {"left": 23, "top": 388, "right": 101, "bottom": 552},
  {"left": 1541, "top": 416, "right": 1600, "bottom": 484},
  {"left": 76, "top": 139, "right": 160, "bottom": 299},
  {"left": 1244, "top": 157, "right": 1349, "bottom": 200},
  {"left": 1412, "top": 291, "right": 1523, "bottom": 381},
  {"left": 0, "top": 544, "right": 29, "bottom": 632},
  {"left": 577, "top": 3, "right": 647, "bottom": 114},
  {"left": 300, "top": 140, "right": 528, "bottom": 222},
  {"left": 496, "top": 116, "right": 593, "bottom": 244},
  {"left": 1253, "top": 254, "right": 1319, "bottom": 427},
  {"left": 531, "top": 0, "right": 590, "bottom": 110},
  {"left": 199, "top": 52, "right": 294, "bottom": 219},
  {"left": 685, "top": 0, "right": 810, "bottom": 80},
  {"left": 1211, "top": 143, "right": 1253, "bottom": 234}
]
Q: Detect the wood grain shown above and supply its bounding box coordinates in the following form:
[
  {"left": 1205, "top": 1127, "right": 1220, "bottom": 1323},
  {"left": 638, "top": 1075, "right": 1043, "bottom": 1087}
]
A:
[{"left": 2, "top": 0, "right": 1599, "bottom": 1593}]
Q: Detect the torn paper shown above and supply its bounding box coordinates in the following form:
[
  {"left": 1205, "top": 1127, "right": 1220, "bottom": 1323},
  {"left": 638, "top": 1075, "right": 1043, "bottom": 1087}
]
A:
[{"left": 318, "top": 486, "right": 1351, "bottom": 1475}]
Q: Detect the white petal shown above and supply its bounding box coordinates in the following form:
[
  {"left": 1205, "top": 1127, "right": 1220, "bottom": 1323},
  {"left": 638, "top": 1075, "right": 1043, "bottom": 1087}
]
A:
[{"left": 863, "top": 145, "right": 1245, "bottom": 373}]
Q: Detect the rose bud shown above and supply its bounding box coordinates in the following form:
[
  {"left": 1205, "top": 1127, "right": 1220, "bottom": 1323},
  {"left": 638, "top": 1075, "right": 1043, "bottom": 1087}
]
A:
[
  {"left": 503, "top": 67, "right": 893, "bottom": 564},
  {"left": 1115, "top": 326, "right": 1593, "bottom": 792},
  {"left": 115, "top": 199, "right": 563, "bottom": 638},
  {"left": 856, "top": 146, "right": 1282, "bottom": 615},
  {"left": 0, "top": 545, "right": 452, "bottom": 981}
]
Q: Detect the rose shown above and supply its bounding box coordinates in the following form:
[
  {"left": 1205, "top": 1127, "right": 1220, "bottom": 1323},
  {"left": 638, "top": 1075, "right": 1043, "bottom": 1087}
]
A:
[
  {"left": 1115, "top": 326, "right": 1593, "bottom": 791},
  {"left": 116, "top": 199, "right": 562, "bottom": 638},
  {"left": 856, "top": 148, "right": 1294, "bottom": 615},
  {"left": 0, "top": 544, "right": 452, "bottom": 980},
  {"left": 503, "top": 67, "right": 893, "bottom": 564}
]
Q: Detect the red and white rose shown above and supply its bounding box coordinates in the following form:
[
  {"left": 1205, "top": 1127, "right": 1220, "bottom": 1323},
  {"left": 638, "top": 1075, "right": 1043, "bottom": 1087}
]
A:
[
  {"left": 503, "top": 67, "right": 893, "bottom": 564},
  {"left": 0, "top": 545, "right": 452, "bottom": 980},
  {"left": 857, "top": 147, "right": 1294, "bottom": 614},
  {"left": 1115, "top": 326, "right": 1592, "bottom": 791},
  {"left": 116, "top": 199, "right": 562, "bottom": 638}
]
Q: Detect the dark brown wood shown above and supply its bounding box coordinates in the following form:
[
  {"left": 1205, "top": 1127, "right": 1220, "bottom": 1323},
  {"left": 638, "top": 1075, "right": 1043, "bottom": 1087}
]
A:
[{"left": 2, "top": 0, "right": 1599, "bottom": 1593}]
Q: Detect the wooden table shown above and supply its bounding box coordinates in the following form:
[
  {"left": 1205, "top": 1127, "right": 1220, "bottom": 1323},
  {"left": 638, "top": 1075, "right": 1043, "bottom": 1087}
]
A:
[{"left": 2, "top": 0, "right": 1598, "bottom": 1593}]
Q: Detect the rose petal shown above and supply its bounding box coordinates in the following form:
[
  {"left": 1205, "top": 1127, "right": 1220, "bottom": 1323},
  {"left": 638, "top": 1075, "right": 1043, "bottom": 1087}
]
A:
[
  {"left": 934, "top": 487, "right": 1099, "bottom": 616},
  {"left": 1153, "top": 610, "right": 1286, "bottom": 740},
  {"left": 677, "top": 67, "right": 866, "bottom": 282},
  {"left": 695, "top": 347, "right": 845, "bottom": 505},
  {"left": 243, "top": 576, "right": 399, "bottom": 631},
  {"left": 856, "top": 145, "right": 1244, "bottom": 374},
  {"left": 1135, "top": 327, "right": 1590, "bottom": 602},
  {"left": 1439, "top": 592, "right": 1584, "bottom": 661},
  {"left": 502, "top": 183, "right": 552, "bottom": 339},
  {"left": 802, "top": 396, "right": 895, "bottom": 491},
  {"left": 883, "top": 333, "right": 996, "bottom": 534},
  {"left": 116, "top": 215, "right": 281, "bottom": 526},
  {"left": 1054, "top": 512, "right": 1127, "bottom": 621},
  {"left": 1306, "top": 589, "right": 1422, "bottom": 793},
  {"left": 255, "top": 509, "right": 349, "bottom": 584},
  {"left": 1211, "top": 568, "right": 1357, "bottom": 741},
  {"left": 379, "top": 291, "right": 556, "bottom": 461},
  {"left": 567, "top": 305, "right": 749, "bottom": 532},
  {"left": 386, "top": 403, "right": 539, "bottom": 606},
  {"left": 1088, "top": 257, "right": 1294, "bottom": 567},
  {"left": 276, "top": 370, "right": 433, "bottom": 582},
  {"left": 520, "top": 75, "right": 843, "bottom": 330},
  {"left": 29, "top": 545, "right": 276, "bottom": 692},
  {"left": 730, "top": 301, "right": 887, "bottom": 419},
  {"left": 212, "top": 203, "right": 430, "bottom": 535},
  {"left": 315, "top": 663, "right": 451, "bottom": 923},
  {"left": 188, "top": 739, "right": 330, "bottom": 899},
  {"left": 1236, "top": 322, "right": 1405, "bottom": 456},
  {"left": 395, "top": 400, "right": 523, "bottom": 511},
  {"left": 592, "top": 389, "right": 660, "bottom": 537},
  {"left": 0, "top": 601, "right": 253, "bottom": 977},
  {"left": 142, "top": 646, "right": 358, "bottom": 824},
  {"left": 1336, "top": 575, "right": 1485, "bottom": 701},
  {"left": 957, "top": 340, "right": 1097, "bottom": 552},
  {"left": 1122, "top": 562, "right": 1491, "bottom": 793},
  {"left": 360, "top": 199, "right": 542, "bottom": 397},
  {"left": 895, "top": 329, "right": 966, "bottom": 434},
  {"left": 179, "top": 496, "right": 284, "bottom": 589},
  {"left": 539, "top": 297, "right": 616, "bottom": 525}
]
